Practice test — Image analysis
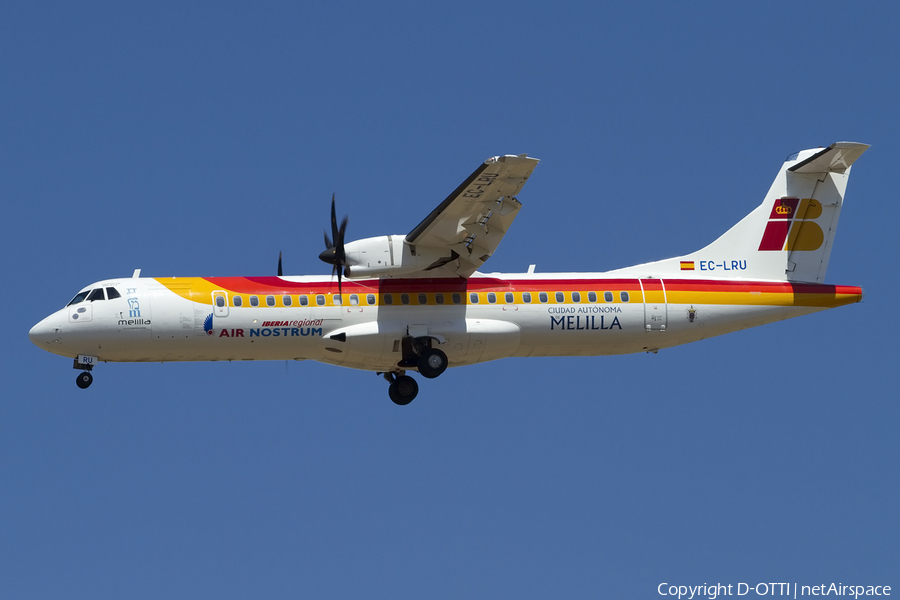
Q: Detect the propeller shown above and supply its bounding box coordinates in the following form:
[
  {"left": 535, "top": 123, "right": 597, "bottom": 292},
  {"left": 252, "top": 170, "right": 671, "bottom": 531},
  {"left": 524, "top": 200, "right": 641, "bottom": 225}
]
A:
[
  {"left": 318, "top": 194, "right": 349, "bottom": 294},
  {"left": 277, "top": 251, "right": 283, "bottom": 277}
]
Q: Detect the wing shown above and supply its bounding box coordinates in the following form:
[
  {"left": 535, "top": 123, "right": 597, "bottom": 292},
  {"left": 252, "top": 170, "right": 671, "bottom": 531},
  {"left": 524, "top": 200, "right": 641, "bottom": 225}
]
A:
[{"left": 406, "top": 154, "right": 539, "bottom": 277}]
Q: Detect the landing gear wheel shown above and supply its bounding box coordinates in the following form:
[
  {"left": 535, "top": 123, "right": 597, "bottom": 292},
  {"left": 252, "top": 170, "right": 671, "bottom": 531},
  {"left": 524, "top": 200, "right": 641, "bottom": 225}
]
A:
[
  {"left": 417, "top": 348, "right": 448, "bottom": 379},
  {"left": 76, "top": 372, "right": 93, "bottom": 389},
  {"left": 389, "top": 375, "right": 418, "bottom": 406}
]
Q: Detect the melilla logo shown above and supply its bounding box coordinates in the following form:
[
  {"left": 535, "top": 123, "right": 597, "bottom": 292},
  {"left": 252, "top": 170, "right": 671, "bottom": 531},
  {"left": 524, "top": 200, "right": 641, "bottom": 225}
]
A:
[{"left": 758, "top": 197, "right": 825, "bottom": 252}]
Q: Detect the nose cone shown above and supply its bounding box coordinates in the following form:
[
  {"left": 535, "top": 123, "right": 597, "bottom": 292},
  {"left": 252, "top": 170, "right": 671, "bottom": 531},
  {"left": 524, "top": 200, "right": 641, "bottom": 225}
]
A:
[{"left": 29, "top": 315, "right": 62, "bottom": 348}]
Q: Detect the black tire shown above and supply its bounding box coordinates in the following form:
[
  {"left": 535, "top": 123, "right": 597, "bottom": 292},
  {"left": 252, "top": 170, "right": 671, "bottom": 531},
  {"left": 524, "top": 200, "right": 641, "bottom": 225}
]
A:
[
  {"left": 417, "top": 348, "right": 448, "bottom": 379},
  {"left": 76, "top": 372, "right": 93, "bottom": 389},
  {"left": 389, "top": 375, "right": 418, "bottom": 405}
]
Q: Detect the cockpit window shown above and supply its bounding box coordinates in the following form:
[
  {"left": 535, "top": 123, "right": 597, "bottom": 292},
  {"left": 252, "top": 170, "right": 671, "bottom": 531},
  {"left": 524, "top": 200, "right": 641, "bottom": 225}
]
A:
[
  {"left": 67, "top": 291, "right": 90, "bottom": 306},
  {"left": 87, "top": 288, "right": 106, "bottom": 302},
  {"left": 106, "top": 287, "right": 121, "bottom": 299}
]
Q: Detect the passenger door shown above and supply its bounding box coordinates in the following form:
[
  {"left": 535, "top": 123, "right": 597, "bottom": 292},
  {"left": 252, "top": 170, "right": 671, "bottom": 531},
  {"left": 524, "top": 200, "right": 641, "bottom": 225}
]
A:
[{"left": 640, "top": 279, "right": 667, "bottom": 331}]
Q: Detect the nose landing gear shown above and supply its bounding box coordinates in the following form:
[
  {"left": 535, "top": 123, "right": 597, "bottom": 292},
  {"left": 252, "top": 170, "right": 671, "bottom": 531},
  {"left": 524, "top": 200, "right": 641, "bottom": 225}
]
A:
[
  {"left": 76, "top": 371, "right": 93, "bottom": 389},
  {"left": 73, "top": 357, "right": 94, "bottom": 389}
]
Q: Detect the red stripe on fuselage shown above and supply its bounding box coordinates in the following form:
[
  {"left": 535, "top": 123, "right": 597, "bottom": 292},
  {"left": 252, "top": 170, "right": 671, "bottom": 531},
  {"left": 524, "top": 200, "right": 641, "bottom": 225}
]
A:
[{"left": 200, "top": 277, "right": 860, "bottom": 298}]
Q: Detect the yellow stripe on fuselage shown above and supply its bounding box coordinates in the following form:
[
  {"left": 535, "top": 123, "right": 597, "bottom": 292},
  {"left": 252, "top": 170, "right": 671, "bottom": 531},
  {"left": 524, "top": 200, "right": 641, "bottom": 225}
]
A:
[{"left": 154, "top": 277, "right": 862, "bottom": 311}]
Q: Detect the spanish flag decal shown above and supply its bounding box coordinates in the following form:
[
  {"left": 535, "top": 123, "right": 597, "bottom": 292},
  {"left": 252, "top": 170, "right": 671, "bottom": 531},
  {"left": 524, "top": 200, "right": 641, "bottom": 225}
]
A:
[{"left": 680, "top": 261, "right": 695, "bottom": 270}]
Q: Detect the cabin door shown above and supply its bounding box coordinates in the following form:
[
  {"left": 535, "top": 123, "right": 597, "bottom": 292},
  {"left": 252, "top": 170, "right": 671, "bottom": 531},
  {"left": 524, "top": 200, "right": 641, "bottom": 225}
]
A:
[{"left": 640, "top": 279, "right": 668, "bottom": 331}]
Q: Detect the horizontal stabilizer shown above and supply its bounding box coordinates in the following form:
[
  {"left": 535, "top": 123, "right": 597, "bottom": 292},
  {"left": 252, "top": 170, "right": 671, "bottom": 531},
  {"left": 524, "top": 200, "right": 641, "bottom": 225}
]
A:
[{"left": 788, "top": 142, "right": 869, "bottom": 174}]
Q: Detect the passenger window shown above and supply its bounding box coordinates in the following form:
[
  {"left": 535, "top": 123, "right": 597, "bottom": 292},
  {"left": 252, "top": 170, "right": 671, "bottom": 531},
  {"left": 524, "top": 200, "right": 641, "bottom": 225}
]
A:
[
  {"left": 234, "top": 296, "right": 243, "bottom": 307},
  {"left": 418, "top": 293, "right": 427, "bottom": 305},
  {"left": 401, "top": 294, "right": 410, "bottom": 305},
  {"left": 435, "top": 293, "right": 444, "bottom": 305},
  {"left": 266, "top": 295, "right": 275, "bottom": 307},
  {"left": 87, "top": 288, "right": 105, "bottom": 302},
  {"left": 505, "top": 292, "right": 514, "bottom": 303},
  {"left": 539, "top": 292, "right": 548, "bottom": 303},
  {"left": 487, "top": 292, "right": 496, "bottom": 304},
  {"left": 572, "top": 291, "right": 581, "bottom": 303},
  {"left": 250, "top": 296, "right": 259, "bottom": 307},
  {"left": 106, "top": 287, "right": 121, "bottom": 299},
  {"left": 469, "top": 292, "right": 479, "bottom": 304},
  {"left": 604, "top": 291, "right": 613, "bottom": 303},
  {"left": 350, "top": 294, "right": 359, "bottom": 306},
  {"left": 620, "top": 291, "right": 630, "bottom": 303},
  {"left": 216, "top": 296, "right": 226, "bottom": 308},
  {"left": 384, "top": 294, "right": 393, "bottom": 305},
  {"left": 316, "top": 295, "right": 325, "bottom": 306},
  {"left": 333, "top": 295, "right": 342, "bottom": 306},
  {"left": 67, "top": 291, "right": 90, "bottom": 306},
  {"left": 588, "top": 291, "right": 597, "bottom": 303},
  {"left": 283, "top": 295, "right": 292, "bottom": 307},
  {"left": 522, "top": 292, "right": 532, "bottom": 303},
  {"left": 555, "top": 291, "right": 564, "bottom": 303},
  {"left": 366, "top": 294, "right": 375, "bottom": 306},
  {"left": 299, "top": 295, "right": 309, "bottom": 306},
  {"left": 452, "top": 293, "right": 462, "bottom": 305}
]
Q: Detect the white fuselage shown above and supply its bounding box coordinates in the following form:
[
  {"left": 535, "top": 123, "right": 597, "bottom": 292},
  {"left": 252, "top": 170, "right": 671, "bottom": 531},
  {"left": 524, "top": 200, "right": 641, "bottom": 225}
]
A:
[{"left": 29, "top": 273, "right": 860, "bottom": 372}]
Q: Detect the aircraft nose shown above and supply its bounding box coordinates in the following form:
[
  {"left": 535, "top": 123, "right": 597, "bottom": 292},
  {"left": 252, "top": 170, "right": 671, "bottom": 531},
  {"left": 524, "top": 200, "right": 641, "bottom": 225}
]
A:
[{"left": 29, "top": 316, "right": 62, "bottom": 347}]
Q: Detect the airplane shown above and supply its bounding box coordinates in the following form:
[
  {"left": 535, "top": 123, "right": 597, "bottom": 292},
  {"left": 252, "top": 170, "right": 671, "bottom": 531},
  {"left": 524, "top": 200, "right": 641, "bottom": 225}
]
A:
[{"left": 29, "top": 142, "right": 868, "bottom": 405}]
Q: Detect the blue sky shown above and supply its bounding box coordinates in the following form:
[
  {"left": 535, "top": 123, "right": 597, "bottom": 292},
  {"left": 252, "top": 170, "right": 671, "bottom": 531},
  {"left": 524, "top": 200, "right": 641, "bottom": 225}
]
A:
[{"left": 3, "top": 2, "right": 898, "bottom": 598}]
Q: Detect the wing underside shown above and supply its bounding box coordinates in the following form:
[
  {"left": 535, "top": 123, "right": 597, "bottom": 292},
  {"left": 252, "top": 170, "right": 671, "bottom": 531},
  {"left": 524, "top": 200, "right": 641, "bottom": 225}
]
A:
[{"left": 406, "top": 154, "right": 539, "bottom": 277}]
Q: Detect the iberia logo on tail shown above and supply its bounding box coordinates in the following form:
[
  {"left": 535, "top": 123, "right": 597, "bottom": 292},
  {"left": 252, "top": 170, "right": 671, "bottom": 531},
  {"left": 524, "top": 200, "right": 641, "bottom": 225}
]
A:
[{"left": 758, "top": 197, "right": 824, "bottom": 252}]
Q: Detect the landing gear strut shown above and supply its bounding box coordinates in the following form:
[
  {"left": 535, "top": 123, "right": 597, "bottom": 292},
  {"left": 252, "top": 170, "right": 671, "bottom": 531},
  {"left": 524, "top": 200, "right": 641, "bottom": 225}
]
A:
[{"left": 384, "top": 371, "right": 418, "bottom": 405}]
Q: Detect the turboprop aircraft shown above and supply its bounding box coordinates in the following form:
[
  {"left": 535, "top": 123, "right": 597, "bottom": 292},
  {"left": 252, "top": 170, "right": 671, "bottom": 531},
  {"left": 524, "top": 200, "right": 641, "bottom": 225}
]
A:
[{"left": 30, "top": 142, "right": 867, "bottom": 405}]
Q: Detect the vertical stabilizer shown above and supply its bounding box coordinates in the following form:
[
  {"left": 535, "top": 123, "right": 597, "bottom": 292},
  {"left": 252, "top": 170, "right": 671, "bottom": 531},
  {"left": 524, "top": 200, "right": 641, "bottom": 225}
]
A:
[{"left": 608, "top": 142, "right": 869, "bottom": 282}]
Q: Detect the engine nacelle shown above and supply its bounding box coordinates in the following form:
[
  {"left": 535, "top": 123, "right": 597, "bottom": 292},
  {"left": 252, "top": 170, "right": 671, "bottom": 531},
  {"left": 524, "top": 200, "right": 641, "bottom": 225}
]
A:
[{"left": 343, "top": 235, "right": 457, "bottom": 279}]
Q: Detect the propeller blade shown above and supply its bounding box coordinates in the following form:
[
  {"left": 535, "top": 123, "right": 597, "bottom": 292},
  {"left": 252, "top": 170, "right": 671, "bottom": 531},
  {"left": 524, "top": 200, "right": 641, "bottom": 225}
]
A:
[
  {"left": 319, "top": 193, "right": 349, "bottom": 296},
  {"left": 330, "top": 264, "right": 342, "bottom": 296},
  {"left": 336, "top": 215, "right": 348, "bottom": 264},
  {"left": 330, "top": 194, "right": 338, "bottom": 250},
  {"left": 278, "top": 251, "right": 283, "bottom": 277}
]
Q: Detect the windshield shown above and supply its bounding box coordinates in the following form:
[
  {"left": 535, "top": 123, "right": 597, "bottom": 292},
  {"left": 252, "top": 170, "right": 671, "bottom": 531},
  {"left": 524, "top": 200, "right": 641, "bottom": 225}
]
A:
[{"left": 67, "top": 290, "right": 91, "bottom": 306}]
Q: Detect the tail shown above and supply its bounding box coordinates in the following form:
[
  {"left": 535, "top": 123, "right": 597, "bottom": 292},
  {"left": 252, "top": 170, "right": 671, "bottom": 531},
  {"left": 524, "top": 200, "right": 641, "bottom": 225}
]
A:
[{"left": 612, "top": 142, "right": 869, "bottom": 283}]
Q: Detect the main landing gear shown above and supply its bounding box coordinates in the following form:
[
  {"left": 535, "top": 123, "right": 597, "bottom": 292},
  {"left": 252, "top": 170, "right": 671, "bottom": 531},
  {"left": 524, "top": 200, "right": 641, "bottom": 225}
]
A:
[
  {"left": 417, "top": 348, "right": 448, "bottom": 379},
  {"left": 384, "top": 371, "right": 418, "bottom": 405},
  {"left": 74, "top": 359, "right": 93, "bottom": 389},
  {"left": 381, "top": 336, "right": 450, "bottom": 405}
]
